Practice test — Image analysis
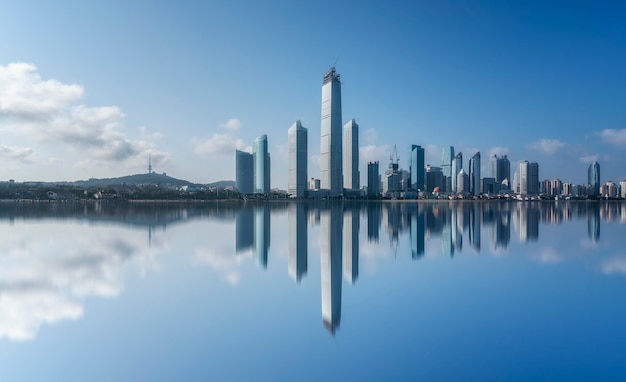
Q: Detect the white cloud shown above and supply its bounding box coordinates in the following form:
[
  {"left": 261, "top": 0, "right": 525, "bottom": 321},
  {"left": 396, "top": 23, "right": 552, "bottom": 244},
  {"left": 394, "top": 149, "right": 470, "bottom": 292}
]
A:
[
  {"left": 219, "top": 118, "right": 242, "bottom": 131},
  {"left": 359, "top": 144, "right": 390, "bottom": 164},
  {"left": 193, "top": 133, "right": 248, "bottom": 155},
  {"left": 579, "top": 154, "right": 599, "bottom": 164},
  {"left": 600, "top": 129, "right": 626, "bottom": 148},
  {"left": 0, "top": 145, "right": 35, "bottom": 163},
  {"left": 488, "top": 146, "right": 510, "bottom": 156},
  {"left": 0, "top": 62, "right": 170, "bottom": 171},
  {"left": 0, "top": 62, "right": 83, "bottom": 120},
  {"left": 527, "top": 139, "right": 566, "bottom": 155}
]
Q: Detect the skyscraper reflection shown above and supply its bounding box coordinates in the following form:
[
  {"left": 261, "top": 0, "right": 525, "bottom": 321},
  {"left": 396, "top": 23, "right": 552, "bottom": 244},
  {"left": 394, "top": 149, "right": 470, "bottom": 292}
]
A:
[
  {"left": 588, "top": 204, "right": 600, "bottom": 243},
  {"left": 320, "top": 204, "right": 343, "bottom": 335},
  {"left": 409, "top": 205, "right": 425, "bottom": 259},
  {"left": 468, "top": 204, "right": 481, "bottom": 252},
  {"left": 342, "top": 206, "right": 359, "bottom": 284},
  {"left": 367, "top": 203, "right": 381, "bottom": 242},
  {"left": 253, "top": 204, "right": 270, "bottom": 268},
  {"left": 236, "top": 206, "right": 254, "bottom": 253},
  {"left": 288, "top": 203, "right": 308, "bottom": 282}
]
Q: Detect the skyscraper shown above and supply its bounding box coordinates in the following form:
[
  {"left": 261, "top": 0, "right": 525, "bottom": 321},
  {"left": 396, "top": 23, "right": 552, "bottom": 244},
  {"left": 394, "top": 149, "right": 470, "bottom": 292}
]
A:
[
  {"left": 441, "top": 146, "right": 455, "bottom": 192},
  {"left": 235, "top": 150, "right": 253, "bottom": 194},
  {"left": 519, "top": 160, "right": 529, "bottom": 195},
  {"left": 407, "top": 144, "right": 425, "bottom": 191},
  {"left": 288, "top": 120, "right": 308, "bottom": 198},
  {"left": 451, "top": 152, "right": 463, "bottom": 193},
  {"left": 529, "top": 162, "right": 539, "bottom": 194},
  {"left": 320, "top": 67, "right": 343, "bottom": 197},
  {"left": 367, "top": 161, "right": 379, "bottom": 197},
  {"left": 253, "top": 134, "right": 270, "bottom": 195},
  {"left": 457, "top": 168, "right": 469, "bottom": 193},
  {"left": 588, "top": 161, "right": 601, "bottom": 196},
  {"left": 488, "top": 154, "right": 498, "bottom": 179},
  {"left": 343, "top": 119, "right": 359, "bottom": 190},
  {"left": 469, "top": 151, "right": 481, "bottom": 196}
]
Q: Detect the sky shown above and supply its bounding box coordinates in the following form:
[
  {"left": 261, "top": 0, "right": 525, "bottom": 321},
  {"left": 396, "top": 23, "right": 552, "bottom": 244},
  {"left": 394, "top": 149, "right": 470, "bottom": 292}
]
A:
[{"left": 0, "top": 0, "right": 625, "bottom": 187}]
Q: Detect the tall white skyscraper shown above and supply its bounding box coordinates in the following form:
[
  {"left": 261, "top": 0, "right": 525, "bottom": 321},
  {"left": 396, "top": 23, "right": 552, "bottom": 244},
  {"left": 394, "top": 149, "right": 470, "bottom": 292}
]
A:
[
  {"left": 320, "top": 67, "right": 343, "bottom": 197},
  {"left": 451, "top": 152, "right": 463, "bottom": 193},
  {"left": 343, "top": 119, "right": 359, "bottom": 190},
  {"left": 288, "top": 120, "right": 308, "bottom": 198},
  {"left": 519, "top": 160, "right": 529, "bottom": 195},
  {"left": 253, "top": 134, "right": 270, "bottom": 195}
]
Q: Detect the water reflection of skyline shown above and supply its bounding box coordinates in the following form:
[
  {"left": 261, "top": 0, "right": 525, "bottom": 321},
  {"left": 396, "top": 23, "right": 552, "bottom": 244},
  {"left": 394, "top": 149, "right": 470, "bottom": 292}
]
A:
[{"left": 0, "top": 201, "right": 625, "bottom": 341}]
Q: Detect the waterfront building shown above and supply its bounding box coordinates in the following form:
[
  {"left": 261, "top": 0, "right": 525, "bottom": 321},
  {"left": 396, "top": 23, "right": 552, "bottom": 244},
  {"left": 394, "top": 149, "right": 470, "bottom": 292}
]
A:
[
  {"left": 602, "top": 181, "right": 618, "bottom": 198},
  {"left": 253, "top": 134, "right": 270, "bottom": 195},
  {"left": 288, "top": 120, "right": 308, "bottom": 198},
  {"left": 320, "top": 67, "right": 343, "bottom": 197},
  {"left": 551, "top": 179, "right": 563, "bottom": 196},
  {"left": 457, "top": 169, "right": 469, "bottom": 194},
  {"left": 562, "top": 182, "right": 573, "bottom": 195},
  {"left": 310, "top": 178, "right": 320, "bottom": 190},
  {"left": 343, "top": 119, "right": 359, "bottom": 190},
  {"left": 235, "top": 150, "right": 253, "bottom": 194},
  {"left": 529, "top": 162, "right": 539, "bottom": 194},
  {"left": 481, "top": 177, "right": 497, "bottom": 194},
  {"left": 497, "top": 155, "right": 511, "bottom": 190},
  {"left": 451, "top": 152, "right": 463, "bottom": 193},
  {"left": 588, "top": 161, "right": 601, "bottom": 196},
  {"left": 367, "top": 161, "right": 380, "bottom": 197},
  {"left": 407, "top": 145, "right": 425, "bottom": 191},
  {"left": 620, "top": 180, "right": 626, "bottom": 198},
  {"left": 426, "top": 165, "right": 444, "bottom": 193},
  {"left": 469, "top": 151, "right": 481, "bottom": 196},
  {"left": 441, "top": 146, "right": 455, "bottom": 192}
]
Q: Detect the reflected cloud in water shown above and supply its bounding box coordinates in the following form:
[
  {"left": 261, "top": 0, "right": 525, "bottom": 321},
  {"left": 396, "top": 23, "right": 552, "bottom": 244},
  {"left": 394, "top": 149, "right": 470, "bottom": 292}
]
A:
[{"left": 0, "top": 200, "right": 624, "bottom": 341}]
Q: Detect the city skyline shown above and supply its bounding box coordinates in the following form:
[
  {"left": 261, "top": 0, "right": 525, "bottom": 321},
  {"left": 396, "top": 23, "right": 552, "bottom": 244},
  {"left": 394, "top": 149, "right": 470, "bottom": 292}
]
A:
[{"left": 1, "top": 2, "right": 625, "bottom": 187}]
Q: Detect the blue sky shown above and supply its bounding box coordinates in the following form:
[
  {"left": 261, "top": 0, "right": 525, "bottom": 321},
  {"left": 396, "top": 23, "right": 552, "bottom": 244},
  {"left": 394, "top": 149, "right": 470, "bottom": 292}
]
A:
[{"left": 0, "top": 0, "right": 624, "bottom": 187}]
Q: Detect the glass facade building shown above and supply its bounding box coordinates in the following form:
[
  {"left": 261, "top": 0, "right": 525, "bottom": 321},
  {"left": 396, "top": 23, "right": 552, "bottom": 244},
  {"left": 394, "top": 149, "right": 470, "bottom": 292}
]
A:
[
  {"left": 407, "top": 144, "right": 425, "bottom": 191},
  {"left": 469, "top": 151, "right": 481, "bottom": 196},
  {"left": 253, "top": 134, "right": 270, "bottom": 195},
  {"left": 588, "top": 161, "right": 601, "bottom": 196},
  {"left": 320, "top": 67, "right": 343, "bottom": 197},
  {"left": 342, "top": 119, "right": 359, "bottom": 190},
  {"left": 235, "top": 150, "right": 253, "bottom": 194},
  {"left": 441, "top": 146, "right": 455, "bottom": 192},
  {"left": 288, "top": 120, "right": 308, "bottom": 198}
]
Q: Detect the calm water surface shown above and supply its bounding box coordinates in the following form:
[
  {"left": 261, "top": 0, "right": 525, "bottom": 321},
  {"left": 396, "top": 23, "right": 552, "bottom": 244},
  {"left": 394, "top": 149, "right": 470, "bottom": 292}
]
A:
[{"left": 0, "top": 201, "right": 625, "bottom": 381}]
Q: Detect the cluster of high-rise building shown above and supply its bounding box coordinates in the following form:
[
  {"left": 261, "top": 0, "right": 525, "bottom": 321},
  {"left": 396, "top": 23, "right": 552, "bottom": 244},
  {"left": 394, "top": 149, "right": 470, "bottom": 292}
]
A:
[{"left": 235, "top": 68, "right": 624, "bottom": 199}]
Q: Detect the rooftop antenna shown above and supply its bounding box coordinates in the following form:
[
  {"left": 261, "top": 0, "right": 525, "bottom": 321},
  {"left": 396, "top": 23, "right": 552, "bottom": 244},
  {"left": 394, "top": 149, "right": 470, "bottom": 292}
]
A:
[
  {"left": 148, "top": 152, "right": 152, "bottom": 174},
  {"left": 332, "top": 55, "right": 340, "bottom": 68}
]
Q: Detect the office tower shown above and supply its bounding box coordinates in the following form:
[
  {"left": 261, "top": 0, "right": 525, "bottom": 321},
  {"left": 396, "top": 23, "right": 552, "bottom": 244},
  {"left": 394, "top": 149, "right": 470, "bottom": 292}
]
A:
[
  {"left": 469, "top": 151, "right": 481, "bottom": 196},
  {"left": 407, "top": 144, "right": 425, "bottom": 191},
  {"left": 343, "top": 119, "right": 359, "bottom": 190},
  {"left": 498, "top": 155, "right": 511, "bottom": 189},
  {"left": 343, "top": 207, "right": 359, "bottom": 284},
  {"left": 621, "top": 180, "right": 626, "bottom": 198},
  {"left": 441, "top": 146, "right": 455, "bottom": 192},
  {"left": 288, "top": 203, "right": 308, "bottom": 283},
  {"left": 367, "top": 161, "right": 380, "bottom": 197},
  {"left": 457, "top": 169, "right": 469, "bottom": 193},
  {"left": 235, "top": 150, "right": 253, "bottom": 194},
  {"left": 588, "top": 161, "right": 601, "bottom": 196},
  {"left": 488, "top": 155, "right": 496, "bottom": 179},
  {"left": 253, "top": 134, "right": 270, "bottom": 195},
  {"left": 451, "top": 152, "right": 463, "bottom": 193},
  {"left": 320, "top": 67, "right": 343, "bottom": 197},
  {"left": 426, "top": 165, "right": 444, "bottom": 192},
  {"left": 253, "top": 204, "right": 270, "bottom": 268},
  {"left": 288, "top": 120, "right": 308, "bottom": 198},
  {"left": 235, "top": 206, "right": 254, "bottom": 253},
  {"left": 320, "top": 206, "right": 342, "bottom": 335},
  {"left": 519, "top": 161, "right": 529, "bottom": 195},
  {"left": 528, "top": 162, "right": 539, "bottom": 194}
]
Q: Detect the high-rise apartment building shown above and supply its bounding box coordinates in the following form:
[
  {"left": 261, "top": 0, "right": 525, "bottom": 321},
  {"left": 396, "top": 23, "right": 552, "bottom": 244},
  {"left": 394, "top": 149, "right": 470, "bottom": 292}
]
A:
[
  {"left": 253, "top": 134, "right": 270, "bottom": 195},
  {"left": 441, "top": 146, "right": 455, "bottom": 192},
  {"left": 367, "top": 161, "right": 380, "bottom": 197},
  {"left": 407, "top": 144, "right": 425, "bottom": 191},
  {"left": 288, "top": 120, "right": 308, "bottom": 198},
  {"left": 469, "top": 151, "right": 481, "bottom": 196},
  {"left": 451, "top": 152, "right": 463, "bottom": 193},
  {"left": 235, "top": 150, "right": 253, "bottom": 194},
  {"left": 588, "top": 161, "right": 601, "bottom": 196},
  {"left": 343, "top": 119, "right": 359, "bottom": 190},
  {"left": 320, "top": 67, "right": 343, "bottom": 197}
]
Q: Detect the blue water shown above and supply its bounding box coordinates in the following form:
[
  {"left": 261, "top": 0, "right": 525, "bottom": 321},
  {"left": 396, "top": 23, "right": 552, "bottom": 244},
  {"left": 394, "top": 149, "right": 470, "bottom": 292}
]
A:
[{"left": 0, "top": 201, "right": 625, "bottom": 381}]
